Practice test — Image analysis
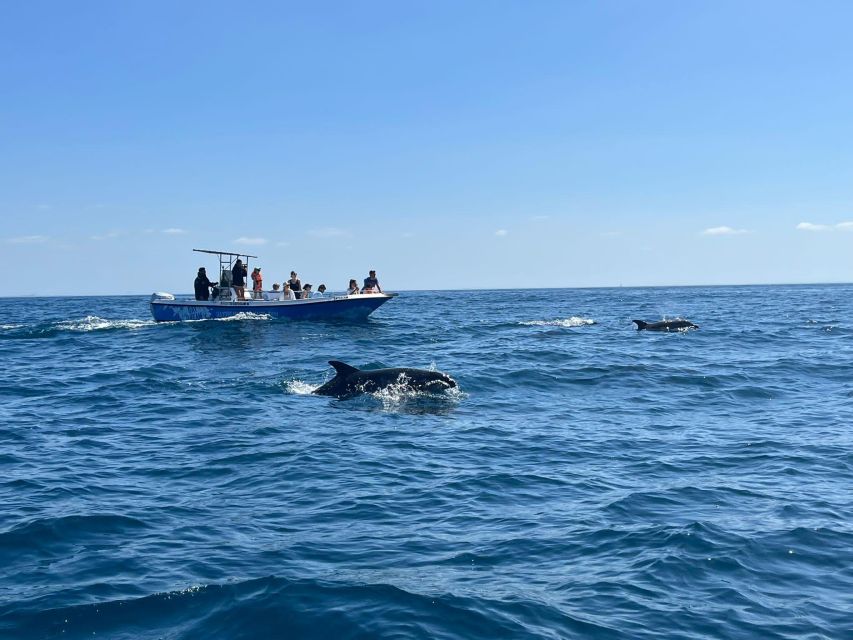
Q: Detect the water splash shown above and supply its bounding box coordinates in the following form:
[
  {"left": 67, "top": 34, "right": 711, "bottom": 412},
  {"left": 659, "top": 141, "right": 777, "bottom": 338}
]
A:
[
  {"left": 283, "top": 379, "right": 319, "bottom": 395},
  {"left": 520, "top": 317, "right": 596, "bottom": 328},
  {"left": 367, "top": 373, "right": 463, "bottom": 410},
  {"left": 371, "top": 389, "right": 462, "bottom": 415}
]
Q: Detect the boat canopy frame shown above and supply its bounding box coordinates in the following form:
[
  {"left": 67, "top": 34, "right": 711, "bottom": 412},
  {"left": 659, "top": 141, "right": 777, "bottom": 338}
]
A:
[{"left": 193, "top": 248, "right": 258, "bottom": 287}]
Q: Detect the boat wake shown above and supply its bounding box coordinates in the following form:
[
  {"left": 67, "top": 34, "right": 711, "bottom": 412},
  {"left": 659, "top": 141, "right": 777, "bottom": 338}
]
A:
[
  {"left": 2, "top": 311, "right": 271, "bottom": 338},
  {"left": 2, "top": 316, "right": 159, "bottom": 338},
  {"left": 177, "top": 311, "right": 274, "bottom": 324},
  {"left": 520, "top": 317, "right": 596, "bottom": 328},
  {"left": 55, "top": 315, "right": 158, "bottom": 332},
  {"left": 212, "top": 312, "right": 272, "bottom": 322}
]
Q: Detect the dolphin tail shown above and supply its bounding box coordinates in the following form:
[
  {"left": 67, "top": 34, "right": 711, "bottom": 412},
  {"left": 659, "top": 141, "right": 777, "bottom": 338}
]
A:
[
  {"left": 632, "top": 320, "right": 647, "bottom": 331},
  {"left": 329, "top": 360, "right": 360, "bottom": 376}
]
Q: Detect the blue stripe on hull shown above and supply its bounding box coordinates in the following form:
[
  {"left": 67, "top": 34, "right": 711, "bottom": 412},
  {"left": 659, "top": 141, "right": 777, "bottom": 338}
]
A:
[{"left": 150, "top": 296, "right": 391, "bottom": 322}]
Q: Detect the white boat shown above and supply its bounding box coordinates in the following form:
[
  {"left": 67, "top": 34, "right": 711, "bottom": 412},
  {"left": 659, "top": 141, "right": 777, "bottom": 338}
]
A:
[{"left": 150, "top": 249, "right": 395, "bottom": 322}]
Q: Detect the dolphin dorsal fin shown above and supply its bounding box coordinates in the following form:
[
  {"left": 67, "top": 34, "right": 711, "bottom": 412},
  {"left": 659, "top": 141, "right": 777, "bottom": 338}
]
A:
[{"left": 329, "top": 360, "right": 359, "bottom": 376}]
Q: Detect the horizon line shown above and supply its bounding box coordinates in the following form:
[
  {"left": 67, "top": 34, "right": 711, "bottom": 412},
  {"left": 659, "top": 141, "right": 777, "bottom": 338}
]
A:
[{"left": 2, "top": 280, "right": 851, "bottom": 299}]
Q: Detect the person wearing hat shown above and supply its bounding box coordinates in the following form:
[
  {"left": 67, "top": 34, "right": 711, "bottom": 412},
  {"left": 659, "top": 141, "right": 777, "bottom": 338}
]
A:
[
  {"left": 194, "top": 267, "right": 215, "bottom": 301},
  {"left": 251, "top": 267, "right": 263, "bottom": 299}
]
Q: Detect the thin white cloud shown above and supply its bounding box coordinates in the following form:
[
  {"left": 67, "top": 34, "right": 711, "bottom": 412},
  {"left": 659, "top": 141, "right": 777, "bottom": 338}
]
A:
[
  {"left": 162, "top": 228, "right": 186, "bottom": 235},
  {"left": 308, "top": 227, "right": 349, "bottom": 238},
  {"left": 7, "top": 234, "right": 49, "bottom": 244},
  {"left": 90, "top": 231, "right": 122, "bottom": 241},
  {"left": 796, "top": 222, "right": 830, "bottom": 232},
  {"left": 276, "top": 241, "right": 291, "bottom": 247},
  {"left": 836, "top": 221, "right": 853, "bottom": 231},
  {"left": 495, "top": 229, "right": 508, "bottom": 236},
  {"left": 234, "top": 237, "right": 268, "bottom": 245},
  {"left": 401, "top": 232, "right": 415, "bottom": 238},
  {"left": 530, "top": 215, "right": 550, "bottom": 221},
  {"left": 600, "top": 231, "right": 622, "bottom": 238},
  {"left": 702, "top": 226, "right": 749, "bottom": 236}
]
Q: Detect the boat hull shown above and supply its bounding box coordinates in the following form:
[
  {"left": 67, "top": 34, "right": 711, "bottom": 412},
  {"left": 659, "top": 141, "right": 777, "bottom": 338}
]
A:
[{"left": 149, "top": 294, "right": 394, "bottom": 322}]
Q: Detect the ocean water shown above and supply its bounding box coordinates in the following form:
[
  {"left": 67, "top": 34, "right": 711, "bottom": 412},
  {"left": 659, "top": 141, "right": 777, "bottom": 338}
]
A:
[{"left": 1, "top": 286, "right": 851, "bottom": 639}]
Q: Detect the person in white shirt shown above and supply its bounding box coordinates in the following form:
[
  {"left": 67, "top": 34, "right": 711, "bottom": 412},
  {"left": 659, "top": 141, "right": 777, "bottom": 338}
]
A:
[
  {"left": 315, "top": 284, "right": 327, "bottom": 298},
  {"left": 283, "top": 283, "right": 296, "bottom": 300},
  {"left": 264, "top": 283, "right": 283, "bottom": 301}
]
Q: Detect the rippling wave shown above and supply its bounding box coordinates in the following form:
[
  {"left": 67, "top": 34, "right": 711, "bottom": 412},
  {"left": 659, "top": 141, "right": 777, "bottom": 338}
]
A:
[{"left": 1, "top": 286, "right": 851, "bottom": 639}]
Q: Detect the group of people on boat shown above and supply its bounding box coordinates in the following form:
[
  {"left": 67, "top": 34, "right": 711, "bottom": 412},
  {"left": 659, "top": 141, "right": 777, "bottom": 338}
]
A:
[
  {"left": 261, "top": 278, "right": 326, "bottom": 301},
  {"left": 193, "top": 263, "right": 382, "bottom": 302}
]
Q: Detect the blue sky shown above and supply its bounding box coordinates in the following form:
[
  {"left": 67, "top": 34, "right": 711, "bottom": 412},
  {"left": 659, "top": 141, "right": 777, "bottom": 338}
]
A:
[{"left": 2, "top": 1, "right": 852, "bottom": 295}]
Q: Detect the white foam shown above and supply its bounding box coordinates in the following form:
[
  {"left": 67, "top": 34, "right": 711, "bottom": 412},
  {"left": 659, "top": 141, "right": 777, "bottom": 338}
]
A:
[
  {"left": 215, "top": 312, "right": 272, "bottom": 322},
  {"left": 283, "top": 379, "right": 319, "bottom": 395},
  {"left": 370, "top": 373, "right": 463, "bottom": 407},
  {"left": 54, "top": 316, "right": 156, "bottom": 332},
  {"left": 0, "top": 323, "right": 24, "bottom": 330},
  {"left": 520, "top": 317, "right": 596, "bottom": 328}
]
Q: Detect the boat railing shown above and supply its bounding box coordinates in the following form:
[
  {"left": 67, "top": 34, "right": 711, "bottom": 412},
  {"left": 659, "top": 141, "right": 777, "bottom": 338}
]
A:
[{"left": 154, "top": 291, "right": 392, "bottom": 304}]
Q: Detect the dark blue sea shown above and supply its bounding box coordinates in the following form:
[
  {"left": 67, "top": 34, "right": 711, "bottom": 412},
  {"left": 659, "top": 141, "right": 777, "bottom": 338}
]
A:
[{"left": 1, "top": 286, "right": 851, "bottom": 639}]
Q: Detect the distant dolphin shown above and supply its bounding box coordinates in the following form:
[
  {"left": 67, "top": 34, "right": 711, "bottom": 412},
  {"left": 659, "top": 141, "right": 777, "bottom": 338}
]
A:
[
  {"left": 633, "top": 319, "right": 699, "bottom": 332},
  {"left": 313, "top": 361, "right": 458, "bottom": 399}
]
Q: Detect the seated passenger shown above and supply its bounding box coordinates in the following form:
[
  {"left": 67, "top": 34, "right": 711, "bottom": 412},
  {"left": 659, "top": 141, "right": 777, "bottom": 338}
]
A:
[
  {"left": 361, "top": 269, "right": 382, "bottom": 293},
  {"left": 283, "top": 283, "right": 296, "bottom": 300},
  {"left": 264, "top": 283, "right": 282, "bottom": 301},
  {"left": 315, "top": 284, "right": 327, "bottom": 298},
  {"left": 302, "top": 284, "right": 313, "bottom": 298},
  {"left": 347, "top": 279, "right": 360, "bottom": 295}
]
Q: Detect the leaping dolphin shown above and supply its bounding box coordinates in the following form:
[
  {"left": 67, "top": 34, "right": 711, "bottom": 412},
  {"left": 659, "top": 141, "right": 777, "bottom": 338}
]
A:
[
  {"left": 633, "top": 319, "right": 699, "bottom": 331},
  {"left": 313, "top": 361, "right": 458, "bottom": 399}
]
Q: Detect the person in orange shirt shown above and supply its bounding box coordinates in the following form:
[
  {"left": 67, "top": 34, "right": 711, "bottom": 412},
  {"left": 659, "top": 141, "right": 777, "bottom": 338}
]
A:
[{"left": 251, "top": 267, "right": 263, "bottom": 299}]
